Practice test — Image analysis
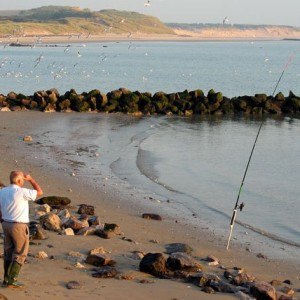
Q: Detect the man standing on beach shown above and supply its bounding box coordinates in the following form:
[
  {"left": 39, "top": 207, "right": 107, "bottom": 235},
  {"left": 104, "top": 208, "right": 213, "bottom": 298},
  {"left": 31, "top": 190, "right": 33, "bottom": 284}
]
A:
[{"left": 0, "top": 171, "right": 43, "bottom": 288}]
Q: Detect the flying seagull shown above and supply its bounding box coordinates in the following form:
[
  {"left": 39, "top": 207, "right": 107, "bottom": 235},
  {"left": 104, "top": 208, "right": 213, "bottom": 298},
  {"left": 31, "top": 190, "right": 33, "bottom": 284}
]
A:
[
  {"left": 144, "top": 0, "right": 151, "bottom": 7},
  {"left": 223, "top": 16, "right": 229, "bottom": 25}
]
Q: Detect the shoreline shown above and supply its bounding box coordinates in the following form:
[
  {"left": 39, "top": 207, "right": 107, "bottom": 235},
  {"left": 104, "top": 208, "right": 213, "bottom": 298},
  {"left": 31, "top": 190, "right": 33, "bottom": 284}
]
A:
[
  {"left": 0, "top": 34, "right": 294, "bottom": 45},
  {"left": 0, "top": 111, "right": 299, "bottom": 299}
]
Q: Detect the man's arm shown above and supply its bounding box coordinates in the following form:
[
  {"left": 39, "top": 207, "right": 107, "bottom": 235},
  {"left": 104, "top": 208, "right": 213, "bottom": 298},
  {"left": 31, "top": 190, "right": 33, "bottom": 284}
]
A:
[{"left": 23, "top": 174, "right": 43, "bottom": 197}]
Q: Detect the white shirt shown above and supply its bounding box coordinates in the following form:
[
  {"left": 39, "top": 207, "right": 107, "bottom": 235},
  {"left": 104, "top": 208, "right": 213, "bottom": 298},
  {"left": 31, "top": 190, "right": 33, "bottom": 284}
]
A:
[{"left": 0, "top": 184, "right": 37, "bottom": 223}]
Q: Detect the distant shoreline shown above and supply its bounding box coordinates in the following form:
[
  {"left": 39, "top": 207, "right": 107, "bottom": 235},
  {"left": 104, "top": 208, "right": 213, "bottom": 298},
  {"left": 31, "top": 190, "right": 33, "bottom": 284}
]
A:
[{"left": 0, "top": 34, "right": 293, "bottom": 45}]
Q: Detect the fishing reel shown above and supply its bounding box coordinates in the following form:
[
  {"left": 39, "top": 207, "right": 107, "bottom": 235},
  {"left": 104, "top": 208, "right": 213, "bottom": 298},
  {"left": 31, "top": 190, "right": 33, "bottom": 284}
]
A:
[{"left": 238, "top": 202, "right": 245, "bottom": 211}]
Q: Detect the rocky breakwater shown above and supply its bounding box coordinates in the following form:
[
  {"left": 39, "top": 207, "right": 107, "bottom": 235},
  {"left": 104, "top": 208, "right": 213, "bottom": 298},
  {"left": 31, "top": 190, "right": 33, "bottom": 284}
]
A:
[{"left": 0, "top": 88, "right": 300, "bottom": 115}]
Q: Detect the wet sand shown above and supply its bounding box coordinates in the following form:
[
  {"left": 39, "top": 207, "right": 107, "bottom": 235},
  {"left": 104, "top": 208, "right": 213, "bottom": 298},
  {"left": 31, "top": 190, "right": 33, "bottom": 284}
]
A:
[{"left": 0, "top": 111, "right": 299, "bottom": 300}]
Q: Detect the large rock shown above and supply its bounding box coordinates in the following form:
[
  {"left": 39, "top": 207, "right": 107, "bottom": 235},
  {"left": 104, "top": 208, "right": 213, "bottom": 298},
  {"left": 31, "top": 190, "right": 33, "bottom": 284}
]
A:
[
  {"left": 36, "top": 196, "right": 71, "bottom": 208},
  {"left": 139, "top": 253, "right": 167, "bottom": 278},
  {"left": 166, "top": 252, "right": 203, "bottom": 272},
  {"left": 64, "top": 216, "right": 88, "bottom": 232},
  {"left": 40, "top": 213, "right": 62, "bottom": 232},
  {"left": 250, "top": 281, "right": 276, "bottom": 300}
]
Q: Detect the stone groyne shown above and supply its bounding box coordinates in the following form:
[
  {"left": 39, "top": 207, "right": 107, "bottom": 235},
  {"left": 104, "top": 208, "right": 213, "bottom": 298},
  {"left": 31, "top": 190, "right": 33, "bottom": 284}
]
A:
[{"left": 0, "top": 88, "right": 300, "bottom": 115}]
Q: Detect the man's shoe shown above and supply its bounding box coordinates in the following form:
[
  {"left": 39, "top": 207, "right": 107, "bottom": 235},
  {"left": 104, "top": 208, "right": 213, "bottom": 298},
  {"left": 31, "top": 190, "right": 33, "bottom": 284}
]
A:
[
  {"left": 1, "top": 260, "right": 11, "bottom": 288},
  {"left": 7, "top": 261, "right": 24, "bottom": 288}
]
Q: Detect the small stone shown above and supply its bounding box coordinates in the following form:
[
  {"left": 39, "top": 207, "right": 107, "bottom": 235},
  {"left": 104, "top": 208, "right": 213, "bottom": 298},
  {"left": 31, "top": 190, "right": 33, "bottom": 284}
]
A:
[
  {"left": 35, "top": 251, "right": 48, "bottom": 259},
  {"left": 66, "top": 281, "right": 82, "bottom": 290},
  {"left": 150, "top": 239, "right": 159, "bottom": 244},
  {"left": 91, "top": 266, "right": 118, "bottom": 278},
  {"left": 104, "top": 223, "right": 121, "bottom": 234},
  {"left": 85, "top": 254, "right": 115, "bottom": 267},
  {"left": 23, "top": 136, "right": 33, "bottom": 142},
  {"left": 65, "top": 216, "right": 87, "bottom": 231},
  {"left": 256, "top": 253, "right": 268, "bottom": 259},
  {"left": 58, "top": 209, "right": 71, "bottom": 219},
  {"left": 89, "top": 247, "right": 108, "bottom": 255},
  {"left": 208, "top": 261, "right": 219, "bottom": 266},
  {"left": 130, "top": 251, "right": 145, "bottom": 260},
  {"left": 74, "top": 262, "right": 86, "bottom": 269},
  {"left": 116, "top": 273, "right": 135, "bottom": 280},
  {"left": 142, "top": 213, "right": 162, "bottom": 221},
  {"left": 67, "top": 251, "right": 87, "bottom": 263},
  {"left": 283, "top": 280, "right": 292, "bottom": 285}
]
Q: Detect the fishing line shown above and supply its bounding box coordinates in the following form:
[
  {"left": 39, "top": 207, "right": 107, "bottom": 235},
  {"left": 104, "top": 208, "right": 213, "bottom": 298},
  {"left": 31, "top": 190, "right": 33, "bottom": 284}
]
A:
[{"left": 226, "top": 52, "right": 295, "bottom": 250}]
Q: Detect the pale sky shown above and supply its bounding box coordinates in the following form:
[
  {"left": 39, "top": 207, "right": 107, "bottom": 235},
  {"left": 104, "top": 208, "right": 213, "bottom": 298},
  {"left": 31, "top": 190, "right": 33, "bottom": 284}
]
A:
[{"left": 1, "top": 0, "right": 300, "bottom": 27}]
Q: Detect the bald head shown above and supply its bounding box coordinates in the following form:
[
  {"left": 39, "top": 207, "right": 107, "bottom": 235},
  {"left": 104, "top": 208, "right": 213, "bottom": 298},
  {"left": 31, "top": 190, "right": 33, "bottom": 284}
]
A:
[{"left": 10, "top": 171, "right": 24, "bottom": 186}]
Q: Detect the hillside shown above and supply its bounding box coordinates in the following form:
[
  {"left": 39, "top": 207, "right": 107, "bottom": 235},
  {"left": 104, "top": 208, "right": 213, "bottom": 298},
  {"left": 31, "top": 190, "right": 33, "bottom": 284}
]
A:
[
  {"left": 0, "top": 6, "right": 175, "bottom": 36},
  {"left": 167, "top": 23, "right": 300, "bottom": 39}
]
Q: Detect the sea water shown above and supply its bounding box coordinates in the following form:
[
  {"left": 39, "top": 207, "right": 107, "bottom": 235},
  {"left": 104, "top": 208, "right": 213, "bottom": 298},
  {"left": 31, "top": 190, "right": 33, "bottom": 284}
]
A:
[
  {"left": 1, "top": 40, "right": 300, "bottom": 96},
  {"left": 2, "top": 41, "right": 300, "bottom": 257}
]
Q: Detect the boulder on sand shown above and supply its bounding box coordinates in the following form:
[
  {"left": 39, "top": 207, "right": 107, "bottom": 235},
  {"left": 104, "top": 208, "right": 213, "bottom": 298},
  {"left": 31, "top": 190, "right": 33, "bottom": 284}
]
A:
[
  {"left": 36, "top": 196, "right": 71, "bottom": 208},
  {"left": 139, "top": 253, "right": 167, "bottom": 278}
]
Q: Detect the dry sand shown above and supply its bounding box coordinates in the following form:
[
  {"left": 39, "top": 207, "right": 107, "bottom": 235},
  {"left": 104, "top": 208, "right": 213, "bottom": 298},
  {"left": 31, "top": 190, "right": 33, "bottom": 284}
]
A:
[{"left": 0, "top": 111, "right": 299, "bottom": 300}]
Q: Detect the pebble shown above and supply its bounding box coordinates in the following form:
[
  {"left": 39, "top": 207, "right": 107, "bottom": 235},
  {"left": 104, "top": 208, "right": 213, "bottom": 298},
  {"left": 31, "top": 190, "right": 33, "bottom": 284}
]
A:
[
  {"left": 66, "top": 281, "right": 82, "bottom": 290},
  {"left": 35, "top": 251, "right": 48, "bottom": 259},
  {"left": 23, "top": 136, "right": 33, "bottom": 142}
]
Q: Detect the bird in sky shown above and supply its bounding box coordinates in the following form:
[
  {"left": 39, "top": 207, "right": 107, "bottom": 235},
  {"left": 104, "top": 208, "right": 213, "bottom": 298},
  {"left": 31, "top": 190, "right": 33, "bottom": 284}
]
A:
[
  {"left": 144, "top": 1, "right": 151, "bottom": 7},
  {"left": 223, "top": 16, "right": 229, "bottom": 25}
]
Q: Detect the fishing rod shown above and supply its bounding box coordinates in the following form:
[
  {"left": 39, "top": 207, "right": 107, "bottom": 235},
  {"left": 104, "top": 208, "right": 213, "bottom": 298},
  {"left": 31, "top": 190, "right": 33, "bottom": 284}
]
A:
[{"left": 226, "top": 52, "right": 295, "bottom": 250}]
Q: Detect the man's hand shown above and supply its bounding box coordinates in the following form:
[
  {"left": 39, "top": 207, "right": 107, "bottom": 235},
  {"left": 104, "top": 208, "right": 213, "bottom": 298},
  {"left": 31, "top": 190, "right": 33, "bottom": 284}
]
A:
[{"left": 23, "top": 174, "right": 33, "bottom": 181}]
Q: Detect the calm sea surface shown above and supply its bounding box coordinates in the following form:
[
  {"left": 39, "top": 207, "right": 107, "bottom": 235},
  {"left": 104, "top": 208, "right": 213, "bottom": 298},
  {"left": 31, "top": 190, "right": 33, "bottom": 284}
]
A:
[{"left": 2, "top": 41, "right": 299, "bottom": 255}]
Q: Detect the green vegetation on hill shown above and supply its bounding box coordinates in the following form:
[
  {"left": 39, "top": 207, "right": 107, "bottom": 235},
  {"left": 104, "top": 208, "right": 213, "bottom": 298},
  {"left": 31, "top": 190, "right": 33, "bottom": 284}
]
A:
[{"left": 0, "top": 6, "right": 174, "bottom": 36}]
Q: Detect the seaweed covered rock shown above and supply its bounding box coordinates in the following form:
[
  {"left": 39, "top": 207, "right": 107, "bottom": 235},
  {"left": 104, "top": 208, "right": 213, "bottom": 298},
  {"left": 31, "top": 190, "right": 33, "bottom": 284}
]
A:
[{"left": 36, "top": 196, "right": 71, "bottom": 208}]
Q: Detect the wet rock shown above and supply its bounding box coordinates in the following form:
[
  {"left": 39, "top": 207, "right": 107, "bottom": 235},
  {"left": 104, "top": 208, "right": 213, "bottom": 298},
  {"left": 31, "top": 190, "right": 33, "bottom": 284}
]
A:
[
  {"left": 166, "top": 252, "right": 203, "bottom": 272},
  {"left": 250, "top": 281, "right": 276, "bottom": 300},
  {"left": 40, "top": 212, "right": 62, "bottom": 232},
  {"left": 142, "top": 213, "right": 162, "bottom": 221},
  {"left": 88, "top": 216, "right": 100, "bottom": 226},
  {"left": 66, "top": 281, "right": 82, "bottom": 290},
  {"left": 139, "top": 253, "right": 167, "bottom": 278},
  {"left": 91, "top": 266, "right": 118, "bottom": 278},
  {"left": 36, "top": 196, "right": 71, "bottom": 209},
  {"left": 282, "top": 279, "right": 292, "bottom": 285},
  {"left": 104, "top": 223, "right": 121, "bottom": 234},
  {"left": 61, "top": 228, "right": 75, "bottom": 235},
  {"left": 165, "top": 243, "right": 193, "bottom": 254},
  {"left": 86, "top": 254, "right": 115, "bottom": 267},
  {"left": 64, "top": 216, "right": 87, "bottom": 232},
  {"left": 29, "top": 223, "right": 48, "bottom": 240},
  {"left": 95, "top": 229, "right": 115, "bottom": 239},
  {"left": 78, "top": 204, "right": 95, "bottom": 215}
]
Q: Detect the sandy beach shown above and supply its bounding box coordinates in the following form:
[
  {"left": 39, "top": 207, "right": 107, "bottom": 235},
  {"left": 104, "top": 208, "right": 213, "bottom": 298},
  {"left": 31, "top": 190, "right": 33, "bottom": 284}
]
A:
[{"left": 0, "top": 111, "right": 299, "bottom": 300}]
